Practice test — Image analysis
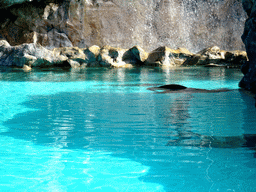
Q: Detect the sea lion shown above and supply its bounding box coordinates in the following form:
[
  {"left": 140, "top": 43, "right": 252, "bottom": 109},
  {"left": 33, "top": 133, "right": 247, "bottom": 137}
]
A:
[
  {"left": 157, "top": 84, "right": 187, "bottom": 90},
  {"left": 147, "top": 84, "right": 232, "bottom": 93}
]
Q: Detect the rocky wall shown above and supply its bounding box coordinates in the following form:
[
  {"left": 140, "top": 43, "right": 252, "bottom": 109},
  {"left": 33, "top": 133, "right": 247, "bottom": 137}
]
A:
[
  {"left": 0, "top": 0, "right": 247, "bottom": 53},
  {"left": 239, "top": 0, "right": 256, "bottom": 93}
]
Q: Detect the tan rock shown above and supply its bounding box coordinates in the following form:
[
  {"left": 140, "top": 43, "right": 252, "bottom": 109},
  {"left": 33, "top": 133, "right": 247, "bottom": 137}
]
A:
[
  {"left": 0, "top": 40, "right": 10, "bottom": 47},
  {"left": 183, "top": 46, "right": 225, "bottom": 66},
  {"left": 182, "top": 54, "right": 203, "bottom": 66},
  {"left": 0, "top": 42, "right": 68, "bottom": 68},
  {"left": 131, "top": 46, "right": 148, "bottom": 62},
  {"left": 80, "top": 63, "right": 87, "bottom": 68},
  {"left": 224, "top": 50, "right": 248, "bottom": 66},
  {"left": 68, "top": 59, "right": 81, "bottom": 68},
  {"left": 123, "top": 64, "right": 133, "bottom": 68},
  {"left": 22, "top": 65, "right": 32, "bottom": 71},
  {"left": 197, "top": 46, "right": 225, "bottom": 60},
  {"left": 183, "top": 46, "right": 247, "bottom": 67},
  {"left": 23, "top": 54, "right": 37, "bottom": 66},
  {"left": 98, "top": 45, "right": 127, "bottom": 67},
  {"left": 87, "top": 45, "right": 101, "bottom": 57},
  {"left": 169, "top": 47, "right": 194, "bottom": 65},
  {"left": 146, "top": 46, "right": 193, "bottom": 66},
  {"left": 53, "top": 47, "right": 85, "bottom": 61},
  {"left": 123, "top": 46, "right": 148, "bottom": 65},
  {"left": 82, "top": 45, "right": 100, "bottom": 66}
]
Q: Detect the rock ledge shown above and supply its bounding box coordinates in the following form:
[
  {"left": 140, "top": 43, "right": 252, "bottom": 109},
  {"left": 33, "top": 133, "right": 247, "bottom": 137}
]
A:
[{"left": 0, "top": 40, "right": 248, "bottom": 69}]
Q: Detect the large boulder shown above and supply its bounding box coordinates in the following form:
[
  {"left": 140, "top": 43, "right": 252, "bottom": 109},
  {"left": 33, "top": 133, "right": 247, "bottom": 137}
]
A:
[
  {"left": 224, "top": 50, "right": 248, "bottom": 67},
  {"left": 122, "top": 46, "right": 148, "bottom": 66},
  {"left": 53, "top": 46, "right": 87, "bottom": 67},
  {"left": 83, "top": 45, "right": 101, "bottom": 67},
  {"left": 145, "top": 46, "right": 193, "bottom": 66},
  {"left": 0, "top": 40, "right": 68, "bottom": 68},
  {"left": 183, "top": 46, "right": 248, "bottom": 67},
  {"left": 97, "top": 45, "right": 128, "bottom": 67},
  {"left": 197, "top": 46, "right": 225, "bottom": 60},
  {"left": 183, "top": 46, "right": 225, "bottom": 66}
]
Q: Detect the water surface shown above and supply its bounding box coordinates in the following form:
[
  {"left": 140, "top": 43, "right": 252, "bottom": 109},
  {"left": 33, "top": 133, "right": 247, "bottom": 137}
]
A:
[{"left": 0, "top": 67, "right": 255, "bottom": 192}]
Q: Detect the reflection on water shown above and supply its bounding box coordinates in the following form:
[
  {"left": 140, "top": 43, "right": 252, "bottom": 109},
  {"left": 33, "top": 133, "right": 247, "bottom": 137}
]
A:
[
  {"left": 159, "top": 90, "right": 256, "bottom": 155},
  {"left": 3, "top": 90, "right": 253, "bottom": 150},
  {"left": 1, "top": 90, "right": 256, "bottom": 191},
  {"left": 0, "top": 66, "right": 243, "bottom": 84},
  {"left": 0, "top": 67, "right": 255, "bottom": 191},
  {"left": 167, "top": 133, "right": 256, "bottom": 150}
]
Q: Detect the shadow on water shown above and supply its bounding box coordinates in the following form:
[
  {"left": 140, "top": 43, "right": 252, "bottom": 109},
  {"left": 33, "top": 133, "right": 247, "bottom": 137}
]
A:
[{"left": 1, "top": 87, "right": 256, "bottom": 191}]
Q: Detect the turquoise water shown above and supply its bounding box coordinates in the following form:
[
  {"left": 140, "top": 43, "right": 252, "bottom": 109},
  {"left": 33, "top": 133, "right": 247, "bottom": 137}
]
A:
[{"left": 0, "top": 67, "right": 256, "bottom": 192}]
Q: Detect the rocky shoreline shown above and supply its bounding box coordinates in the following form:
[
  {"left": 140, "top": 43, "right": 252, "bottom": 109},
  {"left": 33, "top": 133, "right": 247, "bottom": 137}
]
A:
[
  {"left": 0, "top": 0, "right": 254, "bottom": 96},
  {"left": 0, "top": 39, "right": 248, "bottom": 70}
]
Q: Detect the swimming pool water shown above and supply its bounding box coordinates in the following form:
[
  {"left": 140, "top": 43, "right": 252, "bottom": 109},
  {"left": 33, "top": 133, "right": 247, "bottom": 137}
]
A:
[{"left": 0, "top": 67, "right": 255, "bottom": 192}]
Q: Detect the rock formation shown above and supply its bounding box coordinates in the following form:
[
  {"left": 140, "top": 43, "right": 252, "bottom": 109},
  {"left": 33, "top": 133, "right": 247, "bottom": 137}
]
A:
[
  {"left": 0, "top": 39, "right": 248, "bottom": 69},
  {"left": 239, "top": 0, "right": 256, "bottom": 93},
  {"left": 145, "top": 46, "right": 193, "bottom": 67},
  {"left": 0, "top": 0, "right": 251, "bottom": 72},
  {"left": 184, "top": 46, "right": 248, "bottom": 67},
  {"left": 0, "top": 39, "right": 68, "bottom": 68},
  {"left": 0, "top": 0, "right": 247, "bottom": 53}
]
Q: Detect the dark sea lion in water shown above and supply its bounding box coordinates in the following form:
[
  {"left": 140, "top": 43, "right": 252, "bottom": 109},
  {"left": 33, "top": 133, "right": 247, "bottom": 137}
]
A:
[
  {"left": 157, "top": 84, "right": 187, "bottom": 90},
  {"left": 147, "top": 84, "right": 232, "bottom": 93}
]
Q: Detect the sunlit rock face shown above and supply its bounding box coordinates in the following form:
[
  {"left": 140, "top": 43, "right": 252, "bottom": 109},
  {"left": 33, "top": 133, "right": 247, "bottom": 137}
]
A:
[
  {"left": 239, "top": 0, "right": 256, "bottom": 92},
  {"left": 0, "top": 0, "right": 247, "bottom": 53}
]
